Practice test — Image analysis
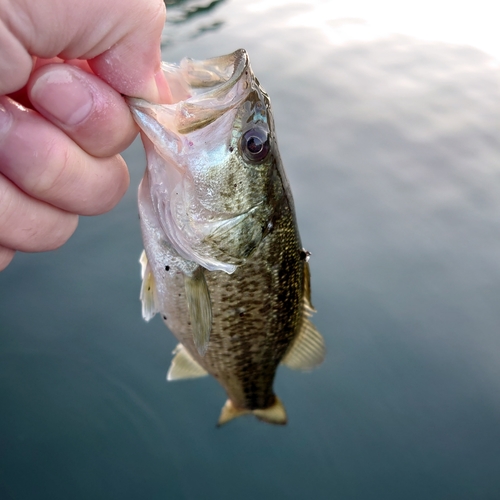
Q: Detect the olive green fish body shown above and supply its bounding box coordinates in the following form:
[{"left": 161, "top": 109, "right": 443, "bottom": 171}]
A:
[
  {"left": 130, "top": 50, "right": 324, "bottom": 425},
  {"left": 164, "top": 200, "right": 302, "bottom": 411}
]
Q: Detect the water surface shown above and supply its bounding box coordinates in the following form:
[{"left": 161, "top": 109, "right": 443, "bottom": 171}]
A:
[{"left": 2, "top": 1, "right": 500, "bottom": 498}]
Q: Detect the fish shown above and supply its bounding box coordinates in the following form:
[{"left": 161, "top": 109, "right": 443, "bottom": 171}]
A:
[{"left": 127, "top": 49, "right": 325, "bottom": 426}]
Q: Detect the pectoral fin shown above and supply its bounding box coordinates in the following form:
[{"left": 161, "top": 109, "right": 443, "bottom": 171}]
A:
[
  {"left": 167, "top": 344, "right": 208, "bottom": 381},
  {"left": 282, "top": 261, "right": 325, "bottom": 371},
  {"left": 184, "top": 266, "right": 212, "bottom": 356},
  {"left": 139, "top": 250, "right": 159, "bottom": 321}
]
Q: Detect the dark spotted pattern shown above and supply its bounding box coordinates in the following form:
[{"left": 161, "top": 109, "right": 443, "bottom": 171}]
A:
[{"left": 161, "top": 199, "right": 303, "bottom": 411}]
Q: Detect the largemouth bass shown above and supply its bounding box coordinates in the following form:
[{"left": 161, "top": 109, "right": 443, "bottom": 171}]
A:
[{"left": 128, "top": 49, "right": 325, "bottom": 426}]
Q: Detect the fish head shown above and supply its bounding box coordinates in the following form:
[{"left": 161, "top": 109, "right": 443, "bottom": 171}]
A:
[{"left": 129, "top": 50, "right": 286, "bottom": 274}]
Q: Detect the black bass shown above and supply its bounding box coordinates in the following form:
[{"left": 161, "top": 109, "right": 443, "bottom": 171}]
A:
[{"left": 128, "top": 50, "right": 325, "bottom": 426}]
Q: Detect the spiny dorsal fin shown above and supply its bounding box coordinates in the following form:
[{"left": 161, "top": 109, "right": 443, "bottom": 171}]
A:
[
  {"left": 184, "top": 266, "right": 212, "bottom": 356},
  {"left": 282, "top": 261, "right": 325, "bottom": 371},
  {"left": 302, "top": 255, "right": 316, "bottom": 313},
  {"left": 139, "top": 250, "right": 159, "bottom": 321},
  {"left": 217, "top": 397, "right": 288, "bottom": 427},
  {"left": 167, "top": 344, "right": 208, "bottom": 381}
]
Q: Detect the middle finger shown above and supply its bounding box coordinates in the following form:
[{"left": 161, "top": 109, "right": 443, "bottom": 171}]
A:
[{"left": 0, "top": 96, "right": 129, "bottom": 216}]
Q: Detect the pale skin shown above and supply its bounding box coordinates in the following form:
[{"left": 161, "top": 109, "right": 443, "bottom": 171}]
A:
[{"left": 0, "top": 0, "right": 172, "bottom": 271}]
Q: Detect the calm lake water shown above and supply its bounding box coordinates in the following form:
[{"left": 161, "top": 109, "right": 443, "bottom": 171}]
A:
[{"left": 2, "top": 0, "right": 500, "bottom": 498}]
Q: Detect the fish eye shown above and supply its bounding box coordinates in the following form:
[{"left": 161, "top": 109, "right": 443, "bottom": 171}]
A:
[{"left": 240, "top": 127, "right": 270, "bottom": 162}]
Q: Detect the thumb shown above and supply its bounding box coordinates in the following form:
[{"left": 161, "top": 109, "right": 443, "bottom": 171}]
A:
[{"left": 88, "top": 4, "right": 172, "bottom": 102}]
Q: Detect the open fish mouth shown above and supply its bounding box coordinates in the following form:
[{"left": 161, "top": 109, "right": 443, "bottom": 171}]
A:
[{"left": 127, "top": 49, "right": 252, "bottom": 135}]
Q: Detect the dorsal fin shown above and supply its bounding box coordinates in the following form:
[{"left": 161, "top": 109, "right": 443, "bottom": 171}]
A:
[
  {"left": 139, "top": 250, "right": 160, "bottom": 321},
  {"left": 302, "top": 253, "right": 316, "bottom": 313},
  {"left": 167, "top": 344, "right": 208, "bottom": 381},
  {"left": 282, "top": 261, "right": 325, "bottom": 371},
  {"left": 184, "top": 266, "right": 212, "bottom": 356},
  {"left": 282, "top": 317, "right": 325, "bottom": 370}
]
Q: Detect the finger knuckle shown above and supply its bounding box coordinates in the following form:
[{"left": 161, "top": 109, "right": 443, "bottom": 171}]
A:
[
  {"left": 0, "top": 174, "right": 15, "bottom": 223},
  {"left": 29, "top": 138, "right": 80, "bottom": 198},
  {"left": 41, "top": 213, "right": 79, "bottom": 251}
]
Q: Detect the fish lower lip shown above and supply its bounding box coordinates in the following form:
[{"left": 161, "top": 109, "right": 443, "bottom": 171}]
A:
[{"left": 126, "top": 96, "right": 141, "bottom": 105}]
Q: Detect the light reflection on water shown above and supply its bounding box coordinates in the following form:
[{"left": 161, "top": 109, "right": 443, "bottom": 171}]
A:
[{"left": 1, "top": 0, "right": 500, "bottom": 498}]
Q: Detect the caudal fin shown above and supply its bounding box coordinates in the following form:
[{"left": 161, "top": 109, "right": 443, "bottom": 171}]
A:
[{"left": 217, "top": 397, "right": 287, "bottom": 426}]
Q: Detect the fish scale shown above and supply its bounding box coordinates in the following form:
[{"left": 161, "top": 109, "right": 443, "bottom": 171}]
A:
[{"left": 155, "top": 206, "right": 301, "bottom": 411}]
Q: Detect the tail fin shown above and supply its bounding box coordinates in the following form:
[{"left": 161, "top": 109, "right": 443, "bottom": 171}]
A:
[{"left": 217, "top": 397, "right": 287, "bottom": 426}]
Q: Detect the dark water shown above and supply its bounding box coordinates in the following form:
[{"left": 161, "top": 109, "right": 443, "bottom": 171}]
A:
[{"left": 2, "top": 1, "right": 500, "bottom": 498}]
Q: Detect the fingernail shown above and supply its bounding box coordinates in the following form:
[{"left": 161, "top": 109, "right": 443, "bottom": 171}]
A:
[
  {"left": 140, "top": 70, "right": 172, "bottom": 104},
  {"left": 30, "top": 67, "right": 93, "bottom": 126},
  {"left": 0, "top": 102, "right": 13, "bottom": 137},
  {"left": 154, "top": 69, "right": 173, "bottom": 103}
]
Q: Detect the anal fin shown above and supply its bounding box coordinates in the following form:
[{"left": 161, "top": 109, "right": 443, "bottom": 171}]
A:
[
  {"left": 185, "top": 266, "right": 212, "bottom": 356},
  {"left": 167, "top": 344, "right": 208, "bottom": 381}
]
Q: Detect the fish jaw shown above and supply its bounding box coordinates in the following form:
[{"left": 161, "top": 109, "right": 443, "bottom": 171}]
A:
[{"left": 127, "top": 49, "right": 252, "bottom": 138}]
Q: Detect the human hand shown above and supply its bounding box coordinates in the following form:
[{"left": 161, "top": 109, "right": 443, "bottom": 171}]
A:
[{"left": 0, "top": 0, "right": 172, "bottom": 271}]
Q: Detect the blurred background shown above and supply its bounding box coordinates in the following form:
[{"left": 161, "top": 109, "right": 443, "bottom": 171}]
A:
[{"left": 2, "top": 0, "right": 500, "bottom": 498}]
